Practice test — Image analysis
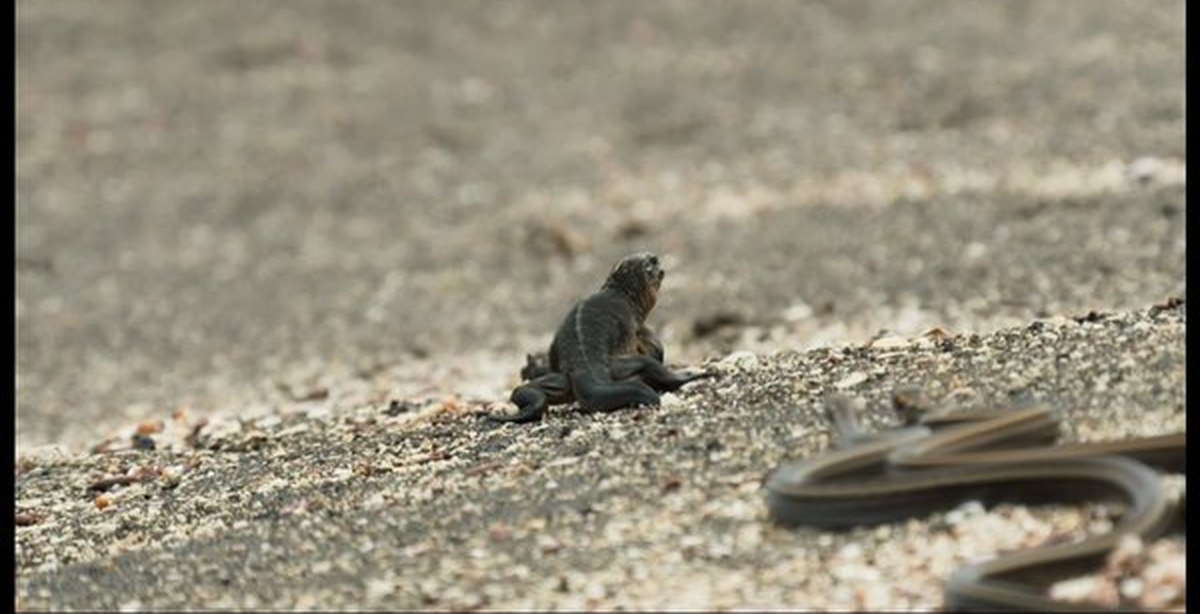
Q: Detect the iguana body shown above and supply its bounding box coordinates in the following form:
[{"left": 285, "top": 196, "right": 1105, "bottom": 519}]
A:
[{"left": 493, "top": 252, "right": 709, "bottom": 423}]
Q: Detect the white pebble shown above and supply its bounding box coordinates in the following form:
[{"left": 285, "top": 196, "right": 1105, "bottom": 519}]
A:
[
  {"left": 1049, "top": 575, "right": 1104, "bottom": 603},
  {"left": 870, "top": 336, "right": 911, "bottom": 350},
  {"left": 720, "top": 351, "right": 759, "bottom": 369},
  {"left": 834, "top": 371, "right": 868, "bottom": 390},
  {"left": 783, "top": 301, "right": 813, "bottom": 322},
  {"left": 1119, "top": 577, "right": 1144, "bottom": 600},
  {"left": 836, "top": 542, "right": 863, "bottom": 560},
  {"left": 365, "top": 575, "right": 394, "bottom": 601}
]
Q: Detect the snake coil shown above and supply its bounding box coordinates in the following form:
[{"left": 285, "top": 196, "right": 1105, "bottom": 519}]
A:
[{"left": 765, "top": 396, "right": 1186, "bottom": 611}]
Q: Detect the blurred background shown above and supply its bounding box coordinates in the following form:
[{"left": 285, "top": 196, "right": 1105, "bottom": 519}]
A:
[{"left": 17, "top": 1, "right": 1185, "bottom": 452}]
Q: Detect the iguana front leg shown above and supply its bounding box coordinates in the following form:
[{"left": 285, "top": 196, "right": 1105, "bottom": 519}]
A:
[
  {"left": 635, "top": 324, "right": 665, "bottom": 363},
  {"left": 492, "top": 371, "right": 572, "bottom": 423}
]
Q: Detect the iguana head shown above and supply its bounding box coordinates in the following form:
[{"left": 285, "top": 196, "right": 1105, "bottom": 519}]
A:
[{"left": 602, "top": 251, "right": 664, "bottom": 316}]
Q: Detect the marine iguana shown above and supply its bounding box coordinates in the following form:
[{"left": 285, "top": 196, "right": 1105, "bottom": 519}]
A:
[{"left": 492, "top": 252, "right": 710, "bottom": 423}]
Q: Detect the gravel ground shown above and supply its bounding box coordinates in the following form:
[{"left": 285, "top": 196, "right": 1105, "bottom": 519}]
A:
[
  {"left": 15, "top": 303, "right": 1186, "bottom": 610},
  {"left": 16, "top": 1, "right": 1186, "bottom": 610}
]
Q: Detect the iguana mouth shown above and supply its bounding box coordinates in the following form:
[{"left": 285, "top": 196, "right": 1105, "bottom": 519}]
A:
[{"left": 646, "top": 260, "right": 664, "bottom": 288}]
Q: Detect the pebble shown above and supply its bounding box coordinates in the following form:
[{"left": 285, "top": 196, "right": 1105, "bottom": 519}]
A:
[
  {"left": 365, "top": 574, "right": 394, "bottom": 601},
  {"left": 93, "top": 494, "right": 114, "bottom": 511},
  {"left": 834, "top": 371, "right": 869, "bottom": 390},
  {"left": 1050, "top": 575, "right": 1116, "bottom": 606},
  {"left": 783, "top": 301, "right": 814, "bottom": 322},
  {"left": 1119, "top": 577, "right": 1144, "bottom": 600},
  {"left": 869, "top": 336, "right": 912, "bottom": 350},
  {"left": 720, "top": 351, "right": 759, "bottom": 369},
  {"left": 659, "top": 392, "right": 683, "bottom": 408}
]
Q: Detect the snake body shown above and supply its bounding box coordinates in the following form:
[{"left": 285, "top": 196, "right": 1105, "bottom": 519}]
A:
[{"left": 765, "top": 398, "right": 1186, "bottom": 610}]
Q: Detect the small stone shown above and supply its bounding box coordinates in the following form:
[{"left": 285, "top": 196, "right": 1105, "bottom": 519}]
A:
[
  {"left": 834, "top": 371, "right": 869, "bottom": 390},
  {"left": 135, "top": 420, "right": 164, "bottom": 435},
  {"left": 276, "top": 423, "right": 310, "bottom": 437},
  {"left": 661, "top": 475, "right": 683, "bottom": 492},
  {"left": 159, "top": 466, "right": 186, "bottom": 488},
  {"left": 783, "top": 301, "right": 813, "bottom": 322},
  {"left": 488, "top": 524, "right": 510, "bottom": 542},
  {"left": 1109, "top": 534, "right": 1144, "bottom": 571},
  {"left": 15, "top": 512, "right": 43, "bottom": 527},
  {"left": 963, "top": 242, "right": 988, "bottom": 261},
  {"left": 255, "top": 414, "right": 283, "bottom": 429},
  {"left": 365, "top": 575, "right": 394, "bottom": 601},
  {"left": 836, "top": 542, "right": 863, "bottom": 560},
  {"left": 923, "top": 326, "right": 952, "bottom": 340},
  {"left": 1119, "top": 577, "right": 1144, "bottom": 600},
  {"left": 94, "top": 493, "right": 114, "bottom": 510},
  {"left": 538, "top": 534, "right": 563, "bottom": 555},
  {"left": 870, "top": 336, "right": 911, "bottom": 350},
  {"left": 720, "top": 351, "right": 759, "bottom": 369},
  {"left": 131, "top": 434, "right": 156, "bottom": 450},
  {"left": 1046, "top": 575, "right": 1099, "bottom": 604}
]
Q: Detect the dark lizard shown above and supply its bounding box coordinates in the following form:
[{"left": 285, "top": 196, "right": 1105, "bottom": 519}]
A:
[{"left": 491, "top": 252, "right": 711, "bottom": 423}]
